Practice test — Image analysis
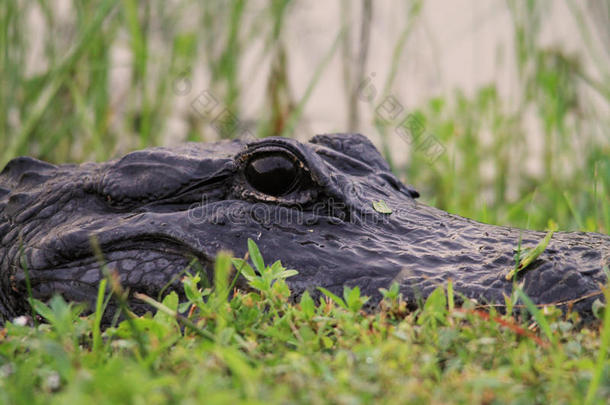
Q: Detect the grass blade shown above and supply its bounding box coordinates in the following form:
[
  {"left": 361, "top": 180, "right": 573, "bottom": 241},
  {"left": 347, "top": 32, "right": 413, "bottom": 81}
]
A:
[
  {"left": 506, "top": 230, "right": 554, "bottom": 280},
  {"left": 92, "top": 279, "right": 108, "bottom": 355},
  {"left": 278, "top": 27, "right": 344, "bottom": 138}
]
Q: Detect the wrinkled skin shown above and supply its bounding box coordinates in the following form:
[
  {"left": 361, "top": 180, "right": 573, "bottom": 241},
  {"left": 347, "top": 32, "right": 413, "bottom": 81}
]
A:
[{"left": 0, "top": 133, "right": 608, "bottom": 322}]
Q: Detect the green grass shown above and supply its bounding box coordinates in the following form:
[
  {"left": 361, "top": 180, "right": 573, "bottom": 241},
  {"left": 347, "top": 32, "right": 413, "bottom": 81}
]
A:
[
  {"left": 1, "top": 243, "right": 608, "bottom": 404},
  {"left": 1, "top": 0, "right": 609, "bottom": 403}
]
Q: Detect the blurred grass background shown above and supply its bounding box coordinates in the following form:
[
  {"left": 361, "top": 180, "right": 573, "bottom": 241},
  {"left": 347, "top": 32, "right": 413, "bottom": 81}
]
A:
[{"left": 0, "top": 0, "right": 608, "bottom": 233}]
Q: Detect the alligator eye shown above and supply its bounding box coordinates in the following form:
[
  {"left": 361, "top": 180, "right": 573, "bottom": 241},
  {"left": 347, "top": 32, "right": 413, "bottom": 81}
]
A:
[{"left": 245, "top": 152, "right": 300, "bottom": 196}]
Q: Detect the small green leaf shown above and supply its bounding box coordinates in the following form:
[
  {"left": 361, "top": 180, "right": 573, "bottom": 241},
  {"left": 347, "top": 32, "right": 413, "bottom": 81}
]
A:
[
  {"left": 232, "top": 258, "right": 256, "bottom": 280},
  {"left": 250, "top": 278, "right": 268, "bottom": 292},
  {"left": 247, "top": 238, "right": 265, "bottom": 272},
  {"left": 380, "top": 282, "right": 400, "bottom": 300},
  {"left": 592, "top": 298, "right": 605, "bottom": 319},
  {"left": 270, "top": 260, "right": 283, "bottom": 276},
  {"left": 183, "top": 273, "right": 203, "bottom": 303},
  {"left": 300, "top": 291, "right": 315, "bottom": 319},
  {"left": 177, "top": 301, "right": 191, "bottom": 313},
  {"left": 279, "top": 269, "right": 299, "bottom": 279},
  {"left": 30, "top": 298, "right": 55, "bottom": 323},
  {"left": 318, "top": 287, "right": 348, "bottom": 309},
  {"left": 423, "top": 286, "right": 447, "bottom": 314},
  {"left": 344, "top": 286, "right": 359, "bottom": 307},
  {"left": 154, "top": 291, "right": 179, "bottom": 327},
  {"left": 418, "top": 286, "right": 447, "bottom": 327},
  {"left": 161, "top": 291, "right": 179, "bottom": 311},
  {"left": 343, "top": 286, "right": 369, "bottom": 312},
  {"left": 506, "top": 230, "right": 554, "bottom": 280},
  {"left": 271, "top": 279, "right": 291, "bottom": 298},
  {"left": 372, "top": 200, "right": 392, "bottom": 214}
]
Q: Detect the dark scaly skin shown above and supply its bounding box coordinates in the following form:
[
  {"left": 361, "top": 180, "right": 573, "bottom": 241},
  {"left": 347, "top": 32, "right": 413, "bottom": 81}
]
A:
[{"left": 0, "top": 133, "right": 608, "bottom": 321}]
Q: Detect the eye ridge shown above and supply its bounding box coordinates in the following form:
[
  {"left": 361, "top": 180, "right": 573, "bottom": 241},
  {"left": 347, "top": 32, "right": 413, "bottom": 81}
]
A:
[{"left": 244, "top": 151, "right": 302, "bottom": 197}]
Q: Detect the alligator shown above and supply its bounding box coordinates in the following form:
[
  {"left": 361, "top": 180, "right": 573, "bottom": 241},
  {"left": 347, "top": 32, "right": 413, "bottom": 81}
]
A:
[{"left": 0, "top": 133, "right": 608, "bottom": 322}]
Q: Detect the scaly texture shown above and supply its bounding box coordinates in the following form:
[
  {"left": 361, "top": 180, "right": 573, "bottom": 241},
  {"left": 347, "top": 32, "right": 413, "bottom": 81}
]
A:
[{"left": 0, "top": 134, "right": 608, "bottom": 321}]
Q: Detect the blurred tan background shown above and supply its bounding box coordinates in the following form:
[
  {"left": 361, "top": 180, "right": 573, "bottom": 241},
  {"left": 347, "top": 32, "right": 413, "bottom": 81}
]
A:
[{"left": 19, "top": 1, "right": 609, "bottom": 163}]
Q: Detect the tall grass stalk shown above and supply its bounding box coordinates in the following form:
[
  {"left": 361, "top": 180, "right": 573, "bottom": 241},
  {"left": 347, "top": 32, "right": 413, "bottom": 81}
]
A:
[{"left": 0, "top": 0, "right": 119, "bottom": 167}]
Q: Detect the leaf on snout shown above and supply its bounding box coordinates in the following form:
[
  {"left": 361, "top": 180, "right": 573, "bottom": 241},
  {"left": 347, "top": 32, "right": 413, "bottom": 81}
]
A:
[{"left": 372, "top": 200, "right": 392, "bottom": 214}]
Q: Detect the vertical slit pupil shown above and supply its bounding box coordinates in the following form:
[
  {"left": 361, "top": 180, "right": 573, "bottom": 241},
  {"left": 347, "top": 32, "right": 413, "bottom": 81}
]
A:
[{"left": 245, "top": 153, "right": 299, "bottom": 196}]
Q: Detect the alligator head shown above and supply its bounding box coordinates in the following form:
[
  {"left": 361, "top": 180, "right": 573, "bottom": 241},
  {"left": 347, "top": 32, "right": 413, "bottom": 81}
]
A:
[{"left": 0, "top": 133, "right": 608, "bottom": 321}]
